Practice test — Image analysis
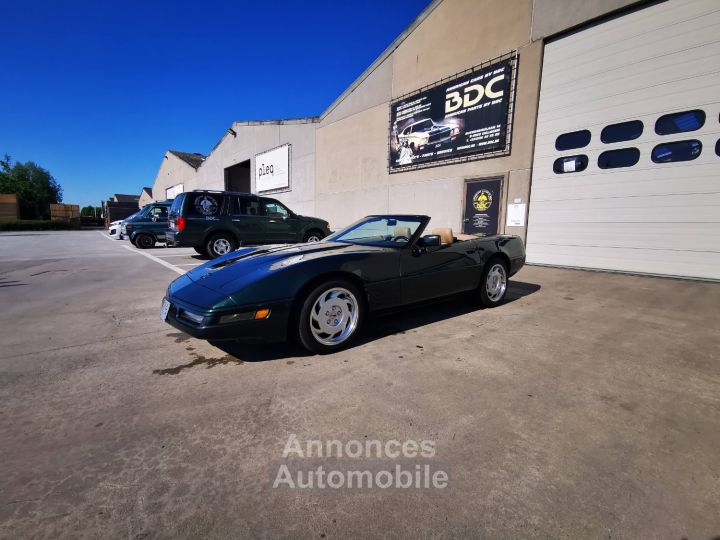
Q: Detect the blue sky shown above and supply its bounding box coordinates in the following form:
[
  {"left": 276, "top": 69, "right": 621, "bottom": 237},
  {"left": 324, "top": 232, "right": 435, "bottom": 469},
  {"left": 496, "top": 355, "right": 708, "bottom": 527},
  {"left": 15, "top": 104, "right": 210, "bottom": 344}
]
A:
[{"left": 1, "top": 0, "right": 431, "bottom": 207}]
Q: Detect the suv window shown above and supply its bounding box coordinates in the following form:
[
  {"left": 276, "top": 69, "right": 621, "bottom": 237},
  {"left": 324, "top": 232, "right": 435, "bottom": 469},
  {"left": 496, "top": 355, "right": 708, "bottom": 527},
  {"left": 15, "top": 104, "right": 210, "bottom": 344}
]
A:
[
  {"left": 262, "top": 199, "right": 290, "bottom": 218},
  {"left": 169, "top": 193, "right": 185, "bottom": 216},
  {"left": 148, "top": 206, "right": 168, "bottom": 218},
  {"left": 231, "top": 197, "right": 262, "bottom": 216},
  {"left": 188, "top": 193, "right": 222, "bottom": 217}
]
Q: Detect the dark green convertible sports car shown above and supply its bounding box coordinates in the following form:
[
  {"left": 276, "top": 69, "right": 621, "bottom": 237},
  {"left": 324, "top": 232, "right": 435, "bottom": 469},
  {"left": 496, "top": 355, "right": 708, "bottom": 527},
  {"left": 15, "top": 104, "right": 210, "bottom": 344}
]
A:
[{"left": 161, "top": 215, "right": 526, "bottom": 354}]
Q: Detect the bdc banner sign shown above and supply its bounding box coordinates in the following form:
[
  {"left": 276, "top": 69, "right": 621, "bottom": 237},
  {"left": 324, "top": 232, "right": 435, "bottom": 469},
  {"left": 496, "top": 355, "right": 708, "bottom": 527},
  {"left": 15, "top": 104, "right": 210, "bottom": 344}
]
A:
[{"left": 389, "top": 54, "right": 515, "bottom": 171}]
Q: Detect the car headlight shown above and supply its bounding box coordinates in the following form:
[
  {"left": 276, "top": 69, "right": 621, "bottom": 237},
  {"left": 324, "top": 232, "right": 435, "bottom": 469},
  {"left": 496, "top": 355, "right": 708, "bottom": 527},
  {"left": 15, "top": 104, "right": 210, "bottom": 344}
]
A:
[{"left": 179, "top": 309, "right": 204, "bottom": 325}]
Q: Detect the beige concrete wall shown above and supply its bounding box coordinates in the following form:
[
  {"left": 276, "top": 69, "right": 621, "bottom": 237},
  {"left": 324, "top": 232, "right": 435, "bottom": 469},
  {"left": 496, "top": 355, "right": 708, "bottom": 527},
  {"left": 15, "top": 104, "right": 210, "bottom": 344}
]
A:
[
  {"left": 138, "top": 190, "right": 153, "bottom": 208},
  {"left": 315, "top": 0, "right": 541, "bottom": 235},
  {"left": 191, "top": 119, "right": 318, "bottom": 217},
  {"left": 149, "top": 0, "right": 646, "bottom": 236},
  {"left": 151, "top": 152, "right": 198, "bottom": 202},
  {"left": 531, "top": 0, "right": 640, "bottom": 41}
]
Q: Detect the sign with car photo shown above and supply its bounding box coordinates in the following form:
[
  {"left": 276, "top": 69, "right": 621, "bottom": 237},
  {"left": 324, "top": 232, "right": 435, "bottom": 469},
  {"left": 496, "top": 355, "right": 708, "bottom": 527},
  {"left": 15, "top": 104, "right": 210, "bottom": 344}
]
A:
[{"left": 389, "top": 54, "right": 515, "bottom": 170}]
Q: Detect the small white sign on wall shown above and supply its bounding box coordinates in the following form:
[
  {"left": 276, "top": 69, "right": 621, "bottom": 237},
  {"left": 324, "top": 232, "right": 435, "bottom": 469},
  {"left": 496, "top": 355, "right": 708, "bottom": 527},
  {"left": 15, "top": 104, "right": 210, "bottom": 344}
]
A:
[
  {"left": 506, "top": 203, "right": 526, "bottom": 227},
  {"left": 255, "top": 144, "right": 290, "bottom": 193},
  {"left": 165, "top": 183, "right": 184, "bottom": 200}
]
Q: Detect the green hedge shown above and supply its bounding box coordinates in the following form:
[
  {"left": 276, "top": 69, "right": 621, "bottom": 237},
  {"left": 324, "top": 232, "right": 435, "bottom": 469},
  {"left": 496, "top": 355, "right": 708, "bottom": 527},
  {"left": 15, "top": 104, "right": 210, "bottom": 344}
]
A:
[{"left": 0, "top": 219, "right": 80, "bottom": 231}]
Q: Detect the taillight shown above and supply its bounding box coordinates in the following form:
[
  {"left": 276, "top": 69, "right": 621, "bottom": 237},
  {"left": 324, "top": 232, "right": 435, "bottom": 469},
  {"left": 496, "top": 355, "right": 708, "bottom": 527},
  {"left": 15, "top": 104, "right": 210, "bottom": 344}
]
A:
[{"left": 177, "top": 217, "right": 186, "bottom": 231}]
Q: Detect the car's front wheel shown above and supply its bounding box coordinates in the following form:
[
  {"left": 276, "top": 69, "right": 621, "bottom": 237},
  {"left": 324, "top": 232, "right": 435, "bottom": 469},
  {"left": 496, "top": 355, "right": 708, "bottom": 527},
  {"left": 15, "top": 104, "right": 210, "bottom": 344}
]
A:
[
  {"left": 297, "top": 280, "right": 364, "bottom": 354},
  {"left": 478, "top": 258, "right": 508, "bottom": 308},
  {"left": 303, "top": 230, "right": 324, "bottom": 243},
  {"left": 135, "top": 233, "right": 155, "bottom": 249},
  {"left": 206, "top": 233, "right": 236, "bottom": 258}
]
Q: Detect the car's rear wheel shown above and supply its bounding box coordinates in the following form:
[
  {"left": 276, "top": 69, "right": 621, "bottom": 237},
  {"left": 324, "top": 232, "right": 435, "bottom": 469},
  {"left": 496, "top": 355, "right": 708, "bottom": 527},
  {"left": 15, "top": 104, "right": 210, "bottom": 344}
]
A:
[
  {"left": 478, "top": 258, "right": 508, "bottom": 308},
  {"left": 135, "top": 233, "right": 155, "bottom": 249},
  {"left": 297, "top": 280, "right": 364, "bottom": 354},
  {"left": 303, "top": 230, "right": 324, "bottom": 243},
  {"left": 206, "top": 233, "right": 236, "bottom": 258}
]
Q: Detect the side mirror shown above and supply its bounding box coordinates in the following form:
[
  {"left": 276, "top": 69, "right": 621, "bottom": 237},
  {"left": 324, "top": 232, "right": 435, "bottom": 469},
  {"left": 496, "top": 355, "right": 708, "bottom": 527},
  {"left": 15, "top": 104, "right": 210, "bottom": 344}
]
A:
[{"left": 418, "top": 235, "right": 441, "bottom": 247}]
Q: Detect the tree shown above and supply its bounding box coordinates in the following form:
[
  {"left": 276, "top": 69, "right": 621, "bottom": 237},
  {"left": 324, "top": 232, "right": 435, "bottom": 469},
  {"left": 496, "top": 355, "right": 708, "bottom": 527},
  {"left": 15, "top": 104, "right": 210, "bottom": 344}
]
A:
[
  {"left": 80, "top": 205, "right": 101, "bottom": 217},
  {"left": 0, "top": 154, "right": 63, "bottom": 219}
]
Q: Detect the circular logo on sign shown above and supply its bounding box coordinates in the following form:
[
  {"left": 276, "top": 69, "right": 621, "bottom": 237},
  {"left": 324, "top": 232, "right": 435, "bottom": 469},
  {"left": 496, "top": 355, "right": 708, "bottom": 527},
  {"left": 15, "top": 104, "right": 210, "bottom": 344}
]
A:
[
  {"left": 194, "top": 195, "right": 218, "bottom": 216},
  {"left": 472, "top": 189, "right": 493, "bottom": 212}
]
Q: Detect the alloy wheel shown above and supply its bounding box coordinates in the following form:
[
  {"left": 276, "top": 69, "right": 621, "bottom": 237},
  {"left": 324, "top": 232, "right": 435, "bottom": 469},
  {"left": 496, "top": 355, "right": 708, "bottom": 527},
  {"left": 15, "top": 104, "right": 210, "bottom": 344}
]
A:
[
  {"left": 213, "top": 238, "right": 232, "bottom": 256},
  {"left": 309, "top": 287, "right": 359, "bottom": 346},
  {"left": 485, "top": 263, "right": 507, "bottom": 302}
]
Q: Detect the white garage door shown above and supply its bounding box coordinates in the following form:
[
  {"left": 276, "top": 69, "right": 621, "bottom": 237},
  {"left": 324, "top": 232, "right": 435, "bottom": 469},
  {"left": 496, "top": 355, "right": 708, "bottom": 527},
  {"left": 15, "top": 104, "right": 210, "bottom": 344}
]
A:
[{"left": 526, "top": 0, "right": 720, "bottom": 280}]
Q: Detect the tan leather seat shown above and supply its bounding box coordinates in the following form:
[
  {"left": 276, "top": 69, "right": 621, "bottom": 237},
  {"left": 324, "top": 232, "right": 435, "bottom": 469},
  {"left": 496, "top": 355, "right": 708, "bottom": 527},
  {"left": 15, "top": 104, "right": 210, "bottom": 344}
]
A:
[
  {"left": 455, "top": 233, "right": 477, "bottom": 241},
  {"left": 393, "top": 226, "right": 412, "bottom": 238},
  {"left": 431, "top": 228, "right": 454, "bottom": 245}
]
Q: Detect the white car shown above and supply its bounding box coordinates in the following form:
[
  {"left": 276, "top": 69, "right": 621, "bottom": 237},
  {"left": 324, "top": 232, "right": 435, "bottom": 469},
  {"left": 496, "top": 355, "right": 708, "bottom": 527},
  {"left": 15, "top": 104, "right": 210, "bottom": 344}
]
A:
[{"left": 108, "top": 220, "right": 124, "bottom": 239}]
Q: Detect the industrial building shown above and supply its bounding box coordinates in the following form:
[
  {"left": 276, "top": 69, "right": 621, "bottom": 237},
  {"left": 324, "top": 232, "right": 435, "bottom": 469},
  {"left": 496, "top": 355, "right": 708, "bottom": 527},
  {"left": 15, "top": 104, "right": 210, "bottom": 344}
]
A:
[{"left": 149, "top": 0, "right": 720, "bottom": 281}]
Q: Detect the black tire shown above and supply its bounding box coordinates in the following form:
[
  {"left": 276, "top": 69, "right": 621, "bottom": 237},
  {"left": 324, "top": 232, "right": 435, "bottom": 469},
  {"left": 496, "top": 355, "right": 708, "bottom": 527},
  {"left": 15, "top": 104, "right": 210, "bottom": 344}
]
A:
[
  {"left": 303, "top": 230, "right": 324, "bottom": 243},
  {"left": 478, "top": 257, "right": 509, "bottom": 308},
  {"left": 205, "top": 233, "right": 236, "bottom": 259},
  {"left": 193, "top": 246, "right": 206, "bottom": 256},
  {"left": 135, "top": 233, "right": 155, "bottom": 249},
  {"left": 297, "top": 279, "right": 364, "bottom": 354}
]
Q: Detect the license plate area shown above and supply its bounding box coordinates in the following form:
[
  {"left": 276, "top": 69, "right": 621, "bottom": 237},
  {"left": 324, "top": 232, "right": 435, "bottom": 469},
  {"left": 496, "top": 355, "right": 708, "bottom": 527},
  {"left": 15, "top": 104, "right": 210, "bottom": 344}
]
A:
[{"left": 160, "top": 299, "right": 171, "bottom": 321}]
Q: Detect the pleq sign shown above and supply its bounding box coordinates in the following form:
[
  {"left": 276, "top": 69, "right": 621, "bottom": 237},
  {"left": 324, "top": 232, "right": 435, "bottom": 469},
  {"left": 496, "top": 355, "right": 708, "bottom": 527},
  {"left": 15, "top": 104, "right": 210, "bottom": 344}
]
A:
[
  {"left": 255, "top": 144, "right": 290, "bottom": 193},
  {"left": 389, "top": 56, "right": 514, "bottom": 170}
]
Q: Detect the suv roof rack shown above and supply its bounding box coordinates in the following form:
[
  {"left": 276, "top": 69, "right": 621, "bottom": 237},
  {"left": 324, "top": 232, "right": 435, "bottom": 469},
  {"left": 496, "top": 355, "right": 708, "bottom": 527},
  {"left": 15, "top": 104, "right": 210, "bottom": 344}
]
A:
[{"left": 191, "top": 189, "right": 254, "bottom": 196}]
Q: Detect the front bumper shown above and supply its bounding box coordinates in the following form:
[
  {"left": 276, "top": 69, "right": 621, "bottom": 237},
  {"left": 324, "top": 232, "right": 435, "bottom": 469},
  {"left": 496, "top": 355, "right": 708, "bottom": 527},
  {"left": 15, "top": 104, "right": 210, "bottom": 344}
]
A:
[{"left": 162, "top": 295, "right": 293, "bottom": 342}]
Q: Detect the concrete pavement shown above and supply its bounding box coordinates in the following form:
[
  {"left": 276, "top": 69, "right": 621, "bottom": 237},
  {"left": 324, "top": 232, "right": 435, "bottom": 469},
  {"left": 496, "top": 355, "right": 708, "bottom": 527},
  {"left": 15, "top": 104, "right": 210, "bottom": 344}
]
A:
[{"left": 1, "top": 231, "right": 719, "bottom": 539}]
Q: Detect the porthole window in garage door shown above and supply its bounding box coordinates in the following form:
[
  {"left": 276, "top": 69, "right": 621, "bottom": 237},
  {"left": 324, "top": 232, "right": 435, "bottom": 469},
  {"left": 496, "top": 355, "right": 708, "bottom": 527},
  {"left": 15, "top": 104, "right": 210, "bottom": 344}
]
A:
[
  {"left": 716, "top": 139, "right": 720, "bottom": 156},
  {"left": 601, "top": 120, "right": 643, "bottom": 143},
  {"left": 555, "top": 130, "right": 591, "bottom": 151},
  {"left": 651, "top": 140, "right": 702, "bottom": 163},
  {"left": 553, "top": 155, "right": 588, "bottom": 174},
  {"left": 598, "top": 148, "right": 640, "bottom": 169},
  {"left": 655, "top": 110, "right": 705, "bottom": 135}
]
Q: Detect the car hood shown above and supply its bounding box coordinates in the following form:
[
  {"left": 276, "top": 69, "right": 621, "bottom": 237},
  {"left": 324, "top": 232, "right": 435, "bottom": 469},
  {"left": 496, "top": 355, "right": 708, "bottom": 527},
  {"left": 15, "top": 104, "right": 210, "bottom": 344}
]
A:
[{"left": 184, "top": 242, "right": 383, "bottom": 294}]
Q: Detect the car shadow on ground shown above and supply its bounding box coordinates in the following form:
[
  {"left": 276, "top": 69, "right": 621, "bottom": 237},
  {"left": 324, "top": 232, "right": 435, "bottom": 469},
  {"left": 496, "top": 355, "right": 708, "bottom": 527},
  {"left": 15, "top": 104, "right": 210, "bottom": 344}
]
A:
[{"left": 188, "top": 280, "right": 541, "bottom": 366}]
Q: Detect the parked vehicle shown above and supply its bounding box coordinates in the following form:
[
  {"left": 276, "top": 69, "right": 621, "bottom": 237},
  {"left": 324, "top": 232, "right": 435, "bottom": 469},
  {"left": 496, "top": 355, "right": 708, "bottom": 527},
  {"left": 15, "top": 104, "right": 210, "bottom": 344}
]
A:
[
  {"left": 118, "top": 211, "right": 141, "bottom": 240},
  {"left": 108, "top": 219, "right": 124, "bottom": 238},
  {"left": 397, "top": 118, "right": 458, "bottom": 153},
  {"left": 124, "top": 201, "right": 173, "bottom": 248},
  {"left": 166, "top": 190, "right": 331, "bottom": 258},
  {"left": 160, "top": 214, "right": 526, "bottom": 354}
]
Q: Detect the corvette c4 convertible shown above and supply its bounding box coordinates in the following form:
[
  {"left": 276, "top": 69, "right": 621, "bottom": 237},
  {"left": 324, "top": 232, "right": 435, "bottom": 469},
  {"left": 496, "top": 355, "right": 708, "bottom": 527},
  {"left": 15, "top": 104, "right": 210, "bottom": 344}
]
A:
[{"left": 161, "top": 215, "right": 525, "bottom": 354}]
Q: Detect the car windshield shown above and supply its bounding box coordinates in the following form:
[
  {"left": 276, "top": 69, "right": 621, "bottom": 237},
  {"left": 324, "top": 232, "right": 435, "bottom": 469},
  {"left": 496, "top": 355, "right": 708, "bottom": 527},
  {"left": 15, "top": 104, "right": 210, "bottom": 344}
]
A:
[
  {"left": 414, "top": 119, "right": 433, "bottom": 131},
  {"left": 326, "top": 216, "right": 423, "bottom": 247}
]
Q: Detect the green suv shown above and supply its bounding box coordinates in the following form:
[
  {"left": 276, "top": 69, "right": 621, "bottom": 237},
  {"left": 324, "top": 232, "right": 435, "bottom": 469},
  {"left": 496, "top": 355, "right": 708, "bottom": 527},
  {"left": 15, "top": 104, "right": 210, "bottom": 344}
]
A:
[
  {"left": 166, "top": 191, "right": 331, "bottom": 258},
  {"left": 123, "top": 201, "right": 173, "bottom": 249}
]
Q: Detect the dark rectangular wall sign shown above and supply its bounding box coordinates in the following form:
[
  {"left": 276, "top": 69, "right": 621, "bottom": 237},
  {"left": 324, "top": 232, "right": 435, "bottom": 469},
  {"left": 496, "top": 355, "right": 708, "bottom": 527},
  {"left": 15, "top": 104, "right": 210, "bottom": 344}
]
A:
[
  {"left": 389, "top": 52, "right": 516, "bottom": 171},
  {"left": 463, "top": 178, "right": 503, "bottom": 235}
]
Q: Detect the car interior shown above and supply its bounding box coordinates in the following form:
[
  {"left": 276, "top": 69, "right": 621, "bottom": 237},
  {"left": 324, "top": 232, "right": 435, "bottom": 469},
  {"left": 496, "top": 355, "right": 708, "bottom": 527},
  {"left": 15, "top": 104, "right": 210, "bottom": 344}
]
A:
[{"left": 430, "top": 227, "right": 477, "bottom": 244}]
